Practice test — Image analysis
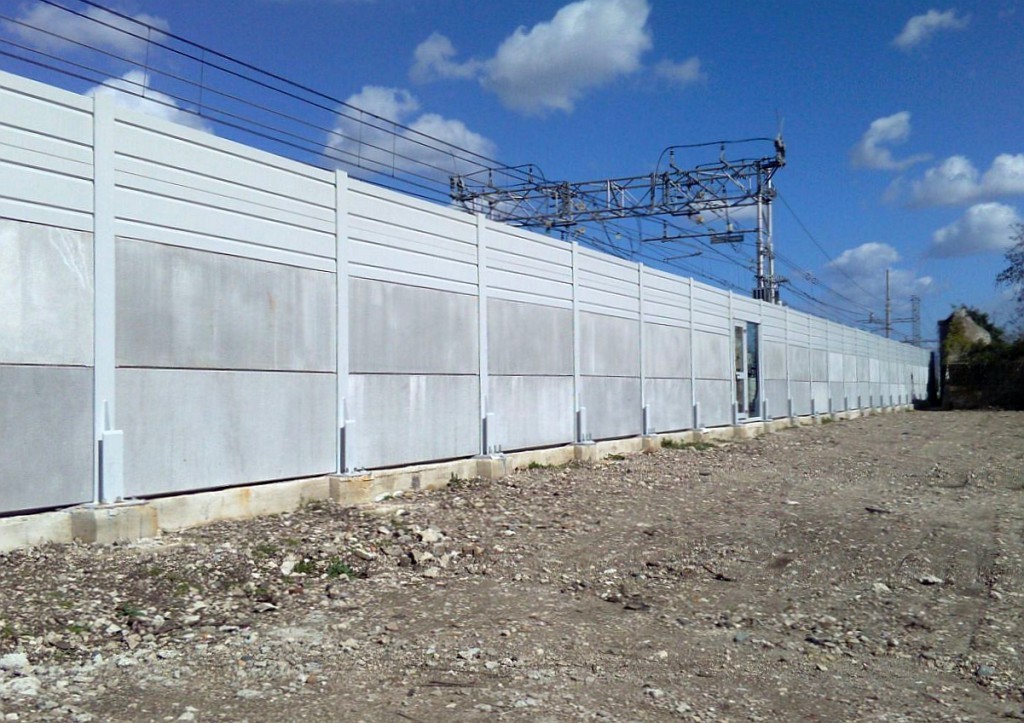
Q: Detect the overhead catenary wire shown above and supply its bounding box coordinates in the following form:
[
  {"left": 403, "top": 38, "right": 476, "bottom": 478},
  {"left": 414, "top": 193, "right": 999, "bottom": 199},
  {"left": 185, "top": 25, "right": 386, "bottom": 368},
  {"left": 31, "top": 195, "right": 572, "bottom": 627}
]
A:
[{"left": 0, "top": 0, "right": 882, "bottom": 328}]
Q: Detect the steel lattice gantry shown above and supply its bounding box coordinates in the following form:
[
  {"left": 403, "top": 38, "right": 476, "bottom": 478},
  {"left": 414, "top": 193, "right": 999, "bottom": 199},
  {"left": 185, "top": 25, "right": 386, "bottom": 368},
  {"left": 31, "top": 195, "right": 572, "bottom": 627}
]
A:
[{"left": 450, "top": 138, "right": 786, "bottom": 303}]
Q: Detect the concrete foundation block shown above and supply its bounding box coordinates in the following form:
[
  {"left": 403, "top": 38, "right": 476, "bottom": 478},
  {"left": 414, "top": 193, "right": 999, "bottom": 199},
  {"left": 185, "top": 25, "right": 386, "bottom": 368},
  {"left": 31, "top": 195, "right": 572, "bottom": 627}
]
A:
[
  {"left": 641, "top": 435, "right": 661, "bottom": 453},
  {"left": 475, "top": 455, "right": 508, "bottom": 480},
  {"left": 732, "top": 423, "right": 763, "bottom": 440},
  {"left": 70, "top": 503, "right": 158, "bottom": 544},
  {"left": 329, "top": 474, "right": 375, "bottom": 505},
  {"left": 0, "top": 511, "right": 73, "bottom": 553},
  {"left": 574, "top": 443, "right": 599, "bottom": 463}
]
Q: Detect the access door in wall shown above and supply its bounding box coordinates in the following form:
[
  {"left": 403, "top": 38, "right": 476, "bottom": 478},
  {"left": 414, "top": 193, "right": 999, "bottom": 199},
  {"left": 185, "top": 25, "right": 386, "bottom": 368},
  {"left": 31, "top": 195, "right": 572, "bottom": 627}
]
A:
[{"left": 734, "top": 322, "right": 761, "bottom": 419}]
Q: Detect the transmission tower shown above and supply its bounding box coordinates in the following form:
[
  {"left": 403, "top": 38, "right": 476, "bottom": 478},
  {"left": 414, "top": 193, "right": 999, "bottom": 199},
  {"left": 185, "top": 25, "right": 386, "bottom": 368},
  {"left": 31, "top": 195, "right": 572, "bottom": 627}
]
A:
[{"left": 450, "top": 138, "right": 786, "bottom": 303}]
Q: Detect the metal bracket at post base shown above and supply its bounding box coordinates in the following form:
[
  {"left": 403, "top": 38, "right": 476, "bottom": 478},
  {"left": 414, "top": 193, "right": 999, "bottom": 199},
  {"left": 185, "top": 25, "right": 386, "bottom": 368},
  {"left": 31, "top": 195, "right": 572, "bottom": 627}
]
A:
[
  {"left": 482, "top": 411, "right": 500, "bottom": 455},
  {"left": 98, "top": 429, "right": 124, "bottom": 504},
  {"left": 339, "top": 420, "right": 358, "bottom": 475},
  {"left": 575, "top": 406, "right": 591, "bottom": 444}
]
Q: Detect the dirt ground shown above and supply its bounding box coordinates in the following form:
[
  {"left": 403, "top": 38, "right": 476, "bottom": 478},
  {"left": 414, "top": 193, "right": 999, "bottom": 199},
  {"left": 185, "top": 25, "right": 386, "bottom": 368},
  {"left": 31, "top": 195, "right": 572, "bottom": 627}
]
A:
[{"left": 1, "top": 410, "right": 1023, "bottom": 722}]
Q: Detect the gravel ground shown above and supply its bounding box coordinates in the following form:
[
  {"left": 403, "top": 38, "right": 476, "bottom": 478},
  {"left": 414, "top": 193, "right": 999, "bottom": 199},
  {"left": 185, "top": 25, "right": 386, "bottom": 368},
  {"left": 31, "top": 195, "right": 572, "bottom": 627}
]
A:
[{"left": 1, "top": 410, "right": 1023, "bottom": 722}]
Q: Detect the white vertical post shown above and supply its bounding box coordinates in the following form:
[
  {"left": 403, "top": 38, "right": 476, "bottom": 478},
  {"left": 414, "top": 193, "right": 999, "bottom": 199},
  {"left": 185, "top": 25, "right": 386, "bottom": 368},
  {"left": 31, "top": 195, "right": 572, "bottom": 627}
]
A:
[
  {"left": 335, "top": 170, "right": 354, "bottom": 473},
  {"left": 476, "top": 214, "right": 494, "bottom": 454},
  {"left": 572, "top": 241, "right": 585, "bottom": 442},
  {"left": 638, "top": 264, "right": 648, "bottom": 435},
  {"left": 688, "top": 277, "right": 697, "bottom": 429},
  {"left": 92, "top": 93, "right": 122, "bottom": 504},
  {"left": 784, "top": 306, "right": 792, "bottom": 418}
]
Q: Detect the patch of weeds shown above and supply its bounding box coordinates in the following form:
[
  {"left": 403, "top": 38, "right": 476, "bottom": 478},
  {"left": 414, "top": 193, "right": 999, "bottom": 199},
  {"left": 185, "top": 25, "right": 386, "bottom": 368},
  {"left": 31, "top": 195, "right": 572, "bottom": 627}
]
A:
[
  {"left": 821, "top": 416, "right": 835, "bottom": 424},
  {"left": 326, "top": 558, "right": 357, "bottom": 579},
  {"left": 292, "top": 559, "right": 317, "bottom": 575},
  {"left": 66, "top": 623, "right": 88, "bottom": 635},
  {"left": 115, "top": 602, "right": 144, "bottom": 620},
  {"left": 0, "top": 622, "right": 17, "bottom": 642},
  {"left": 527, "top": 461, "right": 554, "bottom": 470},
  {"left": 283, "top": 537, "right": 301, "bottom": 549},
  {"left": 449, "top": 473, "right": 467, "bottom": 487},
  {"left": 661, "top": 439, "right": 715, "bottom": 451},
  {"left": 606, "top": 453, "right": 627, "bottom": 461},
  {"left": 254, "top": 542, "right": 280, "bottom": 558}
]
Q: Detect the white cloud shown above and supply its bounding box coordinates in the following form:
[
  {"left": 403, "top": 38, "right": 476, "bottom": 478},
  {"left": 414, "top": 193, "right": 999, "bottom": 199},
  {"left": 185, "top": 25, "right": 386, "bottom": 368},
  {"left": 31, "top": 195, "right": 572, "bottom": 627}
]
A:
[
  {"left": 850, "top": 112, "right": 930, "bottom": 171},
  {"left": 829, "top": 242, "right": 901, "bottom": 277},
  {"left": 892, "top": 8, "right": 970, "bottom": 51},
  {"left": 483, "top": 0, "right": 652, "bottom": 114},
  {"left": 824, "top": 242, "right": 934, "bottom": 315},
  {"left": 2, "top": 2, "right": 169, "bottom": 60},
  {"left": 325, "top": 86, "right": 496, "bottom": 179},
  {"left": 654, "top": 57, "right": 705, "bottom": 88},
  {"left": 930, "top": 202, "right": 1022, "bottom": 257},
  {"left": 903, "top": 154, "right": 1024, "bottom": 206},
  {"left": 86, "top": 70, "right": 211, "bottom": 132},
  {"left": 411, "top": 0, "right": 653, "bottom": 115},
  {"left": 410, "top": 32, "right": 481, "bottom": 83}
]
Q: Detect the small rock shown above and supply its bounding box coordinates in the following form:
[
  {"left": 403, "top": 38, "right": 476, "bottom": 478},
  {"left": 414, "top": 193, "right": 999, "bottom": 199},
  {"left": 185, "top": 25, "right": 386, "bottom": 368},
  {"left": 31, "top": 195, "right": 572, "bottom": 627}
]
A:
[
  {"left": 872, "top": 582, "right": 892, "bottom": 594},
  {"left": 280, "top": 557, "right": 298, "bottom": 576},
  {"left": 236, "top": 689, "right": 262, "bottom": 700},
  {"left": 352, "top": 548, "right": 377, "bottom": 561},
  {"left": 410, "top": 550, "right": 435, "bottom": 566},
  {"left": 0, "top": 653, "right": 31, "bottom": 674},
  {"left": 918, "top": 574, "right": 944, "bottom": 586},
  {"left": 733, "top": 631, "right": 751, "bottom": 644},
  {"left": 458, "top": 647, "right": 481, "bottom": 660},
  {"left": 2, "top": 676, "right": 40, "bottom": 697},
  {"left": 645, "top": 687, "right": 665, "bottom": 699},
  {"left": 976, "top": 664, "right": 997, "bottom": 678},
  {"left": 418, "top": 528, "right": 444, "bottom": 544}
]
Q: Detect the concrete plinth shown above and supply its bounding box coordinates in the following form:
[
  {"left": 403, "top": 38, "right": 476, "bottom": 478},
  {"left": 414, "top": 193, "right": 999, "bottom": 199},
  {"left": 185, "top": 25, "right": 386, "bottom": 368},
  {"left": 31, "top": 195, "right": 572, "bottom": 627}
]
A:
[
  {"left": 641, "top": 435, "right": 661, "bottom": 453},
  {"left": 70, "top": 503, "right": 158, "bottom": 544},
  {"left": 475, "top": 455, "right": 508, "bottom": 480},
  {"left": 573, "top": 442, "right": 598, "bottom": 463}
]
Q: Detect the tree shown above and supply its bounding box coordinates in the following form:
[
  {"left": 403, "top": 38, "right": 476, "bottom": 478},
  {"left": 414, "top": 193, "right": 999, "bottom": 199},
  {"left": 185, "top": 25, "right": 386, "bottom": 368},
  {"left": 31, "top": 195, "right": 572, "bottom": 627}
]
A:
[{"left": 997, "top": 223, "right": 1024, "bottom": 315}]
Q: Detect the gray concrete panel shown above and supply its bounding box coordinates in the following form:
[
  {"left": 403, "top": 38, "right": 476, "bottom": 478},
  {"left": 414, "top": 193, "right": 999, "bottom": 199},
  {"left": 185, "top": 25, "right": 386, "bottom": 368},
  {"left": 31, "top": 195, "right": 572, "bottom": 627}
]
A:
[
  {"left": 828, "top": 352, "right": 844, "bottom": 383},
  {"left": 844, "top": 354, "right": 858, "bottom": 382},
  {"left": 811, "top": 349, "right": 828, "bottom": 382},
  {"left": 489, "top": 375, "right": 574, "bottom": 451},
  {"left": 0, "top": 365, "right": 93, "bottom": 512},
  {"left": 488, "top": 299, "right": 572, "bottom": 376},
  {"left": 791, "top": 382, "right": 812, "bottom": 416},
  {"left": 580, "top": 376, "right": 642, "bottom": 439},
  {"left": 788, "top": 346, "right": 811, "bottom": 382},
  {"left": 119, "top": 368, "right": 336, "bottom": 496},
  {"left": 348, "top": 374, "right": 480, "bottom": 469},
  {"left": 693, "top": 330, "right": 730, "bottom": 380},
  {"left": 0, "top": 221, "right": 93, "bottom": 365},
  {"left": 811, "top": 382, "right": 829, "bottom": 411},
  {"left": 644, "top": 378, "right": 693, "bottom": 432},
  {"left": 694, "top": 379, "right": 731, "bottom": 427},
  {"left": 763, "top": 341, "right": 787, "bottom": 380},
  {"left": 580, "top": 312, "right": 639, "bottom": 377},
  {"left": 857, "top": 356, "right": 870, "bottom": 381},
  {"left": 763, "top": 380, "right": 789, "bottom": 418},
  {"left": 117, "top": 240, "right": 335, "bottom": 371},
  {"left": 830, "top": 383, "right": 846, "bottom": 409},
  {"left": 350, "top": 278, "right": 478, "bottom": 375},
  {"left": 644, "top": 323, "right": 691, "bottom": 379}
]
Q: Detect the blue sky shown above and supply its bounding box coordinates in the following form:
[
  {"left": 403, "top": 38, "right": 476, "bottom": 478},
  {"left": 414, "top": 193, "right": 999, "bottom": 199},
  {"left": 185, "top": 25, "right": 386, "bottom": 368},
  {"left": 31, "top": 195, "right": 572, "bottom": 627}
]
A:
[{"left": 2, "top": 0, "right": 1023, "bottom": 341}]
